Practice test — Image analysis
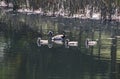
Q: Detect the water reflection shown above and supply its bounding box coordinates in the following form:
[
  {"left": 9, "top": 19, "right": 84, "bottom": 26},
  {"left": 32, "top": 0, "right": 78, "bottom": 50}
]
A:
[
  {"left": 0, "top": 33, "right": 7, "bottom": 62},
  {"left": 0, "top": 31, "right": 110, "bottom": 79}
]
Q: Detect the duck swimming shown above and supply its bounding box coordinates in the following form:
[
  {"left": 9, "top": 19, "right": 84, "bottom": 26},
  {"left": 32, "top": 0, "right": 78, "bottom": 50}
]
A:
[{"left": 37, "top": 31, "right": 78, "bottom": 48}]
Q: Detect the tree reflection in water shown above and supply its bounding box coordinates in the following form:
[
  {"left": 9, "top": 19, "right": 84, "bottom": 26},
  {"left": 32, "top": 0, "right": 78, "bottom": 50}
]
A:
[{"left": 0, "top": 31, "right": 110, "bottom": 79}]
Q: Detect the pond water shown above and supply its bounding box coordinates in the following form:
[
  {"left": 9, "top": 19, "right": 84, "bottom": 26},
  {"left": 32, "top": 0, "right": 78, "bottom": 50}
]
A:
[
  {"left": 0, "top": 31, "right": 111, "bottom": 79},
  {"left": 1, "top": 13, "right": 120, "bottom": 79}
]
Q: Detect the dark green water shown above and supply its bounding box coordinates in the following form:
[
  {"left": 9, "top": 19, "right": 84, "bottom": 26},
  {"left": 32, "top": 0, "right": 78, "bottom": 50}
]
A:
[
  {"left": 1, "top": 10, "right": 120, "bottom": 79},
  {"left": 0, "top": 31, "right": 110, "bottom": 79}
]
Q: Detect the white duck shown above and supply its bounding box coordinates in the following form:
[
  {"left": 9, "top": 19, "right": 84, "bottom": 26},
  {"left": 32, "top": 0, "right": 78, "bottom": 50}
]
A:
[
  {"left": 65, "top": 39, "right": 78, "bottom": 48},
  {"left": 37, "top": 37, "right": 53, "bottom": 48}
]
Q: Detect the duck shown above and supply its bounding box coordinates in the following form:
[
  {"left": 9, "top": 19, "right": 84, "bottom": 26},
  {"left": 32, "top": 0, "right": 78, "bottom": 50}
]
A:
[
  {"left": 65, "top": 39, "right": 78, "bottom": 48},
  {"left": 37, "top": 31, "right": 78, "bottom": 48},
  {"left": 37, "top": 37, "right": 53, "bottom": 48},
  {"left": 85, "top": 38, "right": 97, "bottom": 48},
  {"left": 52, "top": 34, "right": 65, "bottom": 45},
  {"left": 52, "top": 34, "right": 65, "bottom": 41}
]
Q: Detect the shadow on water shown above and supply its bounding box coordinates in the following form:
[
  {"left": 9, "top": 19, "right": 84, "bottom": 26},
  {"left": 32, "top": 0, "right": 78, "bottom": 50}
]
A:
[
  {"left": 0, "top": 29, "right": 110, "bottom": 79},
  {"left": 2, "top": 13, "right": 120, "bottom": 78}
]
